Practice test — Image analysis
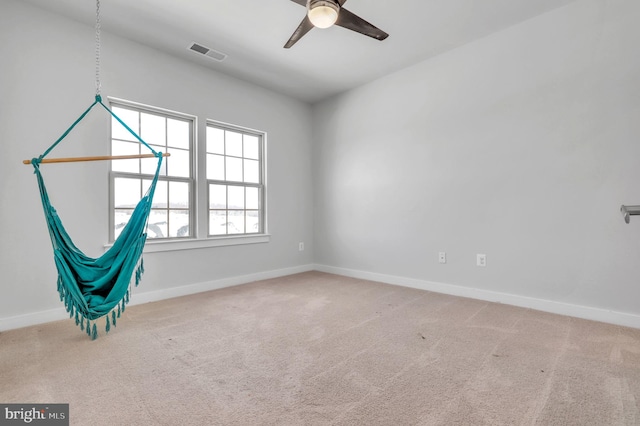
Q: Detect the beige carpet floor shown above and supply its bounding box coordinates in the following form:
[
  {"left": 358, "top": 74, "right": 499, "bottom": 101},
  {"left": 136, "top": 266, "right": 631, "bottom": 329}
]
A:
[{"left": 2, "top": 271, "right": 640, "bottom": 425}]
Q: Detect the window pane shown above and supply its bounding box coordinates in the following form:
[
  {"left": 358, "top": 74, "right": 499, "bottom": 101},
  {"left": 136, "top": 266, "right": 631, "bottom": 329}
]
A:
[
  {"left": 228, "top": 186, "right": 244, "bottom": 209},
  {"left": 142, "top": 179, "right": 167, "bottom": 208},
  {"left": 244, "top": 135, "right": 259, "bottom": 160},
  {"left": 114, "top": 209, "right": 133, "bottom": 239},
  {"left": 209, "top": 210, "right": 226, "bottom": 236},
  {"left": 247, "top": 210, "right": 260, "bottom": 234},
  {"left": 207, "top": 127, "right": 224, "bottom": 154},
  {"left": 167, "top": 119, "right": 189, "bottom": 149},
  {"left": 141, "top": 150, "right": 166, "bottom": 176},
  {"left": 112, "top": 140, "right": 141, "bottom": 156},
  {"left": 112, "top": 107, "right": 139, "bottom": 141},
  {"left": 246, "top": 187, "right": 259, "bottom": 210},
  {"left": 209, "top": 184, "right": 226, "bottom": 209},
  {"left": 169, "top": 210, "right": 189, "bottom": 238},
  {"left": 226, "top": 157, "right": 242, "bottom": 182},
  {"left": 111, "top": 140, "right": 140, "bottom": 173},
  {"left": 207, "top": 154, "right": 225, "bottom": 180},
  {"left": 141, "top": 113, "right": 166, "bottom": 146},
  {"left": 169, "top": 181, "right": 189, "bottom": 208},
  {"left": 244, "top": 159, "right": 260, "bottom": 184},
  {"left": 228, "top": 210, "right": 244, "bottom": 234},
  {"left": 167, "top": 148, "right": 190, "bottom": 178},
  {"left": 114, "top": 178, "right": 141, "bottom": 208},
  {"left": 226, "top": 131, "right": 243, "bottom": 157},
  {"left": 147, "top": 144, "right": 164, "bottom": 154},
  {"left": 147, "top": 210, "right": 168, "bottom": 239}
]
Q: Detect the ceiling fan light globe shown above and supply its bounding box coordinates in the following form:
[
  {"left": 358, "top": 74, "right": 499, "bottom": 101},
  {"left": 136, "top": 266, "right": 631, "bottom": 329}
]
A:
[{"left": 307, "top": 1, "right": 339, "bottom": 29}]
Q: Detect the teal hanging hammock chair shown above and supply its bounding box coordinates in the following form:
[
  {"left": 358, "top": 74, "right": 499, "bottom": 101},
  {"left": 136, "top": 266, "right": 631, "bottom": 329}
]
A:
[
  {"left": 28, "top": 95, "right": 164, "bottom": 339},
  {"left": 26, "top": 0, "right": 166, "bottom": 339},
  {"left": 25, "top": 0, "right": 167, "bottom": 339}
]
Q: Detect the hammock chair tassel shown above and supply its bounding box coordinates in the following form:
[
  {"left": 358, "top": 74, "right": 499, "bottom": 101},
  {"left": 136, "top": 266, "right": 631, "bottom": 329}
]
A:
[{"left": 57, "top": 277, "right": 63, "bottom": 302}]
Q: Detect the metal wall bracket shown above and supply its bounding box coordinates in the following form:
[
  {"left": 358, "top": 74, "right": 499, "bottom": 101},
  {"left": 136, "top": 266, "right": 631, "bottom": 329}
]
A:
[{"left": 621, "top": 205, "right": 640, "bottom": 224}]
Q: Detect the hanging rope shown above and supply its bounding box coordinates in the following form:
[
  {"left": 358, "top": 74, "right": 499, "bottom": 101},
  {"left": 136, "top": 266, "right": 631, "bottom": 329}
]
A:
[
  {"left": 95, "top": 0, "right": 101, "bottom": 96},
  {"left": 22, "top": 0, "right": 170, "bottom": 167}
]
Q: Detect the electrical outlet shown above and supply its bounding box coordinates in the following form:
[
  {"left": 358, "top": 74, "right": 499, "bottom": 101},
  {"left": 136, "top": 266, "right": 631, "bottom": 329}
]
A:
[
  {"left": 477, "top": 254, "right": 486, "bottom": 267},
  {"left": 439, "top": 252, "right": 446, "bottom": 264},
  {"left": 299, "top": 242, "right": 304, "bottom": 251}
]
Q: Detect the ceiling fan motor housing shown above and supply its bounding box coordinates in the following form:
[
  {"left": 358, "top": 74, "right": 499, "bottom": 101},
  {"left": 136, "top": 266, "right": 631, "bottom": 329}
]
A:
[
  {"left": 307, "top": 0, "right": 340, "bottom": 10},
  {"left": 307, "top": 0, "right": 340, "bottom": 28}
]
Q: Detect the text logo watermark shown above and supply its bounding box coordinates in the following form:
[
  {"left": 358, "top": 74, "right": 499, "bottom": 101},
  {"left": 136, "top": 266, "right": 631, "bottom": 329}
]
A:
[{"left": 0, "top": 404, "right": 68, "bottom": 425}]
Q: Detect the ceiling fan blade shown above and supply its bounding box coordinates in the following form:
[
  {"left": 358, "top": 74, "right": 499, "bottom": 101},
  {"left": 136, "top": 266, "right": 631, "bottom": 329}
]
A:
[
  {"left": 284, "top": 15, "right": 315, "bottom": 48},
  {"left": 335, "top": 7, "right": 389, "bottom": 41}
]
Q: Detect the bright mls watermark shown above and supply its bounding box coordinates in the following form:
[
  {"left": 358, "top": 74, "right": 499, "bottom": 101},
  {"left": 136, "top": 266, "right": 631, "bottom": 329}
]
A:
[{"left": 0, "top": 404, "right": 68, "bottom": 425}]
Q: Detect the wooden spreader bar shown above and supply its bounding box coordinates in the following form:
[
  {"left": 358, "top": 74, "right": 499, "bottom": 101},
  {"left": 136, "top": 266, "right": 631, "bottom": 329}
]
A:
[{"left": 23, "top": 153, "right": 170, "bottom": 165}]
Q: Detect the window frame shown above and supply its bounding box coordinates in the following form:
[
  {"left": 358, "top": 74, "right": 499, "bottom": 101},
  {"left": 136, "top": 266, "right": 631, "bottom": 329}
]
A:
[
  {"left": 106, "top": 97, "right": 269, "bottom": 252},
  {"left": 108, "top": 97, "right": 196, "bottom": 244},
  {"left": 206, "top": 119, "right": 267, "bottom": 238}
]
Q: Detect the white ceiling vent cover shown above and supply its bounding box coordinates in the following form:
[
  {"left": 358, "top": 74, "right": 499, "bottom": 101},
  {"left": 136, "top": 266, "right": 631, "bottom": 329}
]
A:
[{"left": 188, "top": 42, "right": 227, "bottom": 62}]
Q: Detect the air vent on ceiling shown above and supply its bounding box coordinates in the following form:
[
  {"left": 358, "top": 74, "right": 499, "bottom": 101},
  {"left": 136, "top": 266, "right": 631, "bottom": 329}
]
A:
[{"left": 188, "top": 42, "right": 227, "bottom": 62}]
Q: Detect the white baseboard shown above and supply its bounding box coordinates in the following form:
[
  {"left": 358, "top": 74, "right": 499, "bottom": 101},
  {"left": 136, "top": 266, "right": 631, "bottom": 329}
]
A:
[
  {"left": 314, "top": 264, "right": 640, "bottom": 330},
  {"left": 131, "top": 264, "right": 314, "bottom": 305},
  {"left": 0, "top": 264, "right": 315, "bottom": 332},
  {"left": 5, "top": 264, "right": 639, "bottom": 332}
]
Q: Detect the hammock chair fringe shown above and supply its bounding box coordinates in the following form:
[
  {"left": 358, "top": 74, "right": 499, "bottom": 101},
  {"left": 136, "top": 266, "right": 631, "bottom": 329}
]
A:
[{"left": 56, "top": 259, "right": 145, "bottom": 340}]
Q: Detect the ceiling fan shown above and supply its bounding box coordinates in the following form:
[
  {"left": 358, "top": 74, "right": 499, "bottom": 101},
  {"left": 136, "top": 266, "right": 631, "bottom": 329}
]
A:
[{"left": 284, "top": 0, "right": 389, "bottom": 48}]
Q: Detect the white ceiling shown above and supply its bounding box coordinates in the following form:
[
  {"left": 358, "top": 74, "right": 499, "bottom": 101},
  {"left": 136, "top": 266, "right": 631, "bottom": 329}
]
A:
[{"left": 22, "top": 0, "right": 578, "bottom": 104}]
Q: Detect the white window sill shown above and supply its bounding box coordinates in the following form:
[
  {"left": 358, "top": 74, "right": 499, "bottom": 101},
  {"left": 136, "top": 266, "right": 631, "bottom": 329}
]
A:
[{"left": 105, "top": 234, "right": 270, "bottom": 253}]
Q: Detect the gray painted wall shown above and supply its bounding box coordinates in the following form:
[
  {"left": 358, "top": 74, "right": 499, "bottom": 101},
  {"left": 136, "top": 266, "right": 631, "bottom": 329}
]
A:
[
  {"left": 0, "top": 0, "right": 314, "bottom": 323},
  {"left": 312, "top": 0, "right": 640, "bottom": 318},
  {"left": 2, "top": 0, "right": 640, "bottom": 329}
]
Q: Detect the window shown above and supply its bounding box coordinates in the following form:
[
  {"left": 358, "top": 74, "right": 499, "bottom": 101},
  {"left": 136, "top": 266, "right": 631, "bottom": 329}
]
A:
[
  {"left": 206, "top": 122, "right": 265, "bottom": 236},
  {"left": 110, "top": 100, "right": 194, "bottom": 241},
  {"left": 108, "top": 98, "right": 268, "bottom": 249}
]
